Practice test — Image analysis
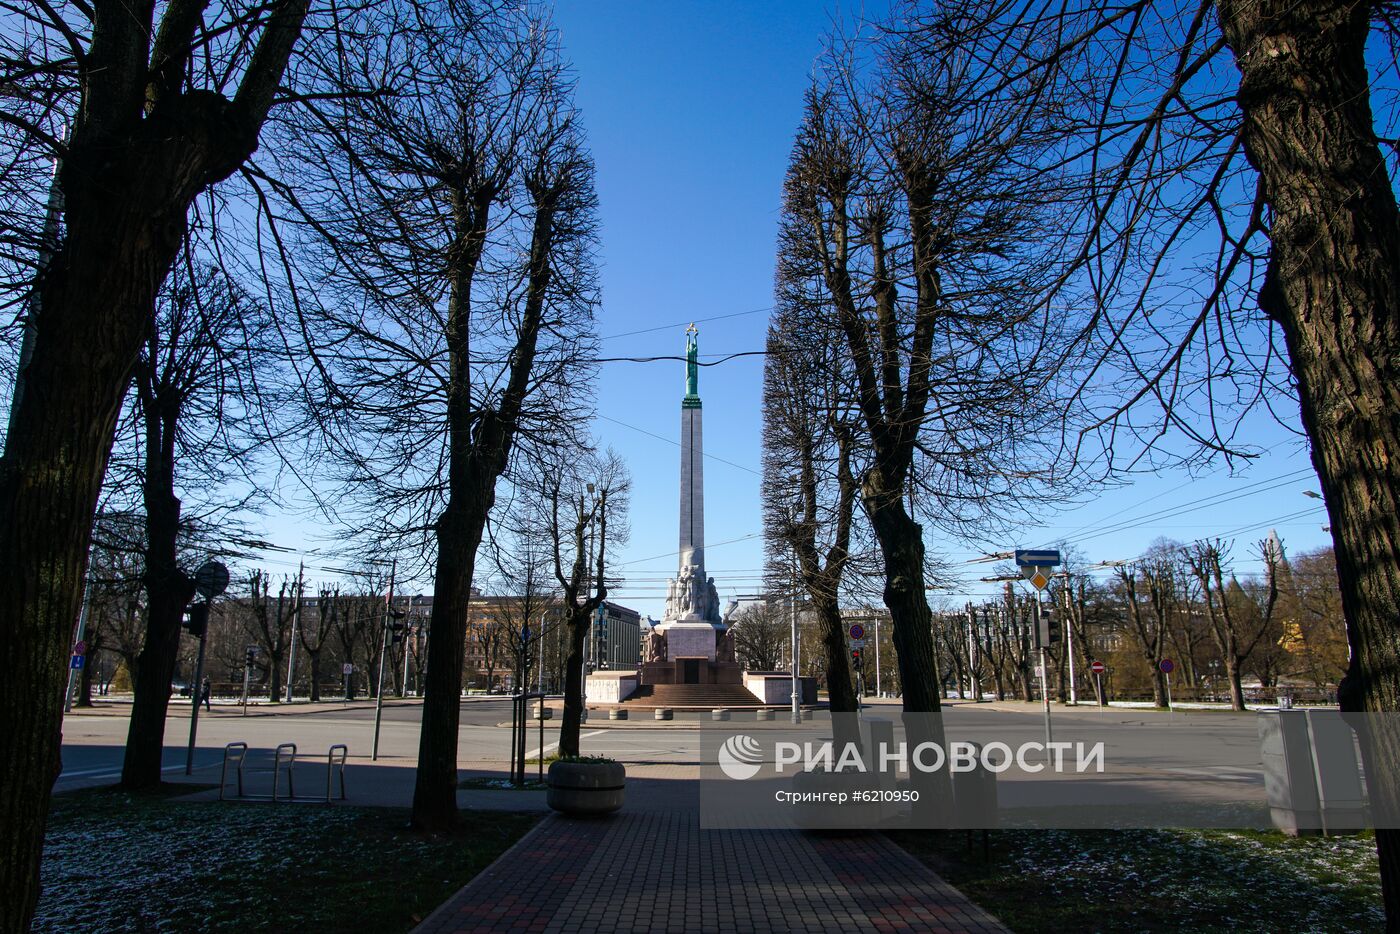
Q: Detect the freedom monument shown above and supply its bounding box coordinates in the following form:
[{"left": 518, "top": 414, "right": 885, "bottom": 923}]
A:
[
  {"left": 637, "top": 324, "right": 743, "bottom": 687},
  {"left": 584, "top": 326, "right": 810, "bottom": 709}
]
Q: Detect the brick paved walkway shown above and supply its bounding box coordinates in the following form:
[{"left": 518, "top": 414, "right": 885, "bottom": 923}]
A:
[{"left": 414, "top": 810, "right": 1007, "bottom": 933}]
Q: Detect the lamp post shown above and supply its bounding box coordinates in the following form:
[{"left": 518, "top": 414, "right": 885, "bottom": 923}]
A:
[
  {"left": 790, "top": 567, "right": 800, "bottom": 724},
  {"left": 372, "top": 558, "right": 397, "bottom": 761},
  {"left": 583, "top": 481, "right": 597, "bottom": 710}
]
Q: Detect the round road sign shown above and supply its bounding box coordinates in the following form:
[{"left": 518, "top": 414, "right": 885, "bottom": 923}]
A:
[
  {"left": 1090, "top": 660, "right": 1105, "bottom": 674},
  {"left": 73, "top": 640, "right": 87, "bottom": 656},
  {"left": 1158, "top": 658, "right": 1175, "bottom": 674},
  {"left": 194, "top": 560, "right": 230, "bottom": 599},
  {"left": 849, "top": 623, "right": 866, "bottom": 641}
]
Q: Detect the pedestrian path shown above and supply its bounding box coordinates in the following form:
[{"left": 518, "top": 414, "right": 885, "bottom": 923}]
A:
[{"left": 415, "top": 805, "right": 1007, "bottom": 933}]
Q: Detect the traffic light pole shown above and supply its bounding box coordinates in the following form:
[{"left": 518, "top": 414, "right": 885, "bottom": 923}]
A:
[
  {"left": 372, "top": 559, "right": 396, "bottom": 761},
  {"left": 1063, "top": 578, "right": 1078, "bottom": 705},
  {"left": 185, "top": 602, "right": 211, "bottom": 775},
  {"left": 1034, "top": 598, "right": 1053, "bottom": 756},
  {"left": 63, "top": 577, "right": 93, "bottom": 714}
]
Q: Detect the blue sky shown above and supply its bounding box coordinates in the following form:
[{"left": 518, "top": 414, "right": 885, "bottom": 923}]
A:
[
  {"left": 253, "top": 1, "right": 1331, "bottom": 613},
  {"left": 549, "top": 0, "right": 1330, "bottom": 618}
]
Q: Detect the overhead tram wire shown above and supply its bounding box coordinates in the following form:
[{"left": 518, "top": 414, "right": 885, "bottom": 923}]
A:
[
  {"left": 599, "top": 305, "right": 774, "bottom": 341},
  {"left": 596, "top": 414, "right": 762, "bottom": 477},
  {"left": 1035, "top": 467, "right": 1317, "bottom": 548},
  {"left": 1029, "top": 442, "right": 1307, "bottom": 547}
]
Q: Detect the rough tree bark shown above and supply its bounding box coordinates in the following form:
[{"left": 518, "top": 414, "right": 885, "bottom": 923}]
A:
[
  {"left": 1216, "top": 0, "right": 1400, "bottom": 919},
  {"left": 412, "top": 170, "right": 564, "bottom": 830},
  {"left": 0, "top": 1, "right": 308, "bottom": 925},
  {"left": 121, "top": 380, "right": 195, "bottom": 789}
]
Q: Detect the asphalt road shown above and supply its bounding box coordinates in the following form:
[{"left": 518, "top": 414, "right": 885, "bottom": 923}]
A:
[{"left": 58, "top": 697, "right": 1271, "bottom": 783}]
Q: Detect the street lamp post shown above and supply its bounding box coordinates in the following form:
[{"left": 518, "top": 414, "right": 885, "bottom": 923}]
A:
[
  {"left": 372, "top": 558, "right": 397, "bottom": 761},
  {"left": 790, "top": 575, "right": 800, "bottom": 724}
]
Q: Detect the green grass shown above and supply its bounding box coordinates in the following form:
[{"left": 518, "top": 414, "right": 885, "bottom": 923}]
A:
[
  {"left": 890, "top": 827, "right": 1384, "bottom": 933},
  {"left": 37, "top": 786, "right": 540, "bottom": 933}
]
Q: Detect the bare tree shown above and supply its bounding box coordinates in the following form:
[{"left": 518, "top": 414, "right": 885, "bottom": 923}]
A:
[
  {"left": 117, "top": 260, "right": 271, "bottom": 788},
  {"left": 300, "top": 588, "right": 340, "bottom": 702},
  {"left": 482, "top": 487, "right": 564, "bottom": 693},
  {"left": 730, "top": 602, "right": 789, "bottom": 672},
  {"left": 1186, "top": 539, "right": 1278, "bottom": 710},
  {"left": 761, "top": 298, "right": 861, "bottom": 715},
  {"left": 247, "top": 571, "right": 299, "bottom": 702},
  {"left": 893, "top": 0, "right": 1400, "bottom": 911},
  {"left": 1116, "top": 555, "right": 1174, "bottom": 708},
  {"left": 0, "top": 0, "right": 310, "bottom": 918},
  {"left": 273, "top": 4, "right": 600, "bottom": 829},
  {"left": 546, "top": 450, "right": 629, "bottom": 758},
  {"left": 775, "top": 32, "right": 1065, "bottom": 715}
]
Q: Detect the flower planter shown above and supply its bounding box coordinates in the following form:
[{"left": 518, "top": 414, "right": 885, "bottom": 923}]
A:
[{"left": 547, "top": 759, "right": 626, "bottom": 816}]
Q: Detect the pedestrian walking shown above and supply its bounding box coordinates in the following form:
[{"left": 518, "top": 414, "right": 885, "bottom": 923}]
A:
[{"left": 201, "top": 677, "right": 212, "bottom": 712}]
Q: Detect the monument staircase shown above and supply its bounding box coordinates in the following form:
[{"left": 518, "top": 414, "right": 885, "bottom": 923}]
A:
[{"left": 616, "top": 683, "right": 768, "bottom": 710}]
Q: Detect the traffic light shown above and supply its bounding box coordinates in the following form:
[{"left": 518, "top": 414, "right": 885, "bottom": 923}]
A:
[
  {"left": 182, "top": 601, "right": 210, "bottom": 638},
  {"left": 851, "top": 647, "right": 862, "bottom": 666},
  {"left": 1036, "top": 601, "right": 1060, "bottom": 648},
  {"left": 389, "top": 618, "right": 406, "bottom": 644},
  {"left": 244, "top": 646, "right": 257, "bottom": 667}
]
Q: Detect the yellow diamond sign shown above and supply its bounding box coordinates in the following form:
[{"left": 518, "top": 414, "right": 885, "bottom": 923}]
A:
[{"left": 1030, "top": 570, "right": 1049, "bottom": 590}]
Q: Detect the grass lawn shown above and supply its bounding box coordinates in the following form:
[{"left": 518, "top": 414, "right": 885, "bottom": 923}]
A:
[
  {"left": 36, "top": 785, "right": 540, "bottom": 933},
  {"left": 891, "top": 827, "right": 1384, "bottom": 933}
]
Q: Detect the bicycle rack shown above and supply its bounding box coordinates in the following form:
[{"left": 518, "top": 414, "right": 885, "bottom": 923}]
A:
[
  {"left": 326, "top": 744, "right": 348, "bottom": 803},
  {"left": 219, "top": 742, "right": 249, "bottom": 800},
  {"left": 219, "top": 741, "right": 297, "bottom": 801},
  {"left": 272, "top": 743, "right": 297, "bottom": 801}
]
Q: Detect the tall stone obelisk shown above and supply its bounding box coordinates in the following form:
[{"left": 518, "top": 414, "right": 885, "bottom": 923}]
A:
[
  {"left": 679, "top": 325, "right": 705, "bottom": 575},
  {"left": 652, "top": 325, "right": 726, "bottom": 664}
]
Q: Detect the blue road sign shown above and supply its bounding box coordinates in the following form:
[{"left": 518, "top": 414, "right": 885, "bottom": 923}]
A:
[
  {"left": 848, "top": 623, "right": 866, "bottom": 641},
  {"left": 69, "top": 655, "right": 84, "bottom": 670},
  {"left": 1015, "top": 549, "right": 1062, "bottom": 567}
]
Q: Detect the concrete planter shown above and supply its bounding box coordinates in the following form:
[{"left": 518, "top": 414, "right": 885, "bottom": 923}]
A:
[
  {"left": 609, "top": 709, "right": 628, "bottom": 720},
  {"left": 654, "top": 708, "right": 674, "bottom": 721},
  {"left": 547, "top": 760, "right": 626, "bottom": 816}
]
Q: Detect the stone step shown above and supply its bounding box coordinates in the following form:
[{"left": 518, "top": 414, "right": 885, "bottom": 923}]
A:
[{"left": 615, "top": 684, "right": 766, "bottom": 708}]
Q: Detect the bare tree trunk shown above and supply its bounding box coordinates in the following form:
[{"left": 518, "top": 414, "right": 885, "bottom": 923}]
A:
[
  {"left": 1216, "top": 2, "right": 1400, "bottom": 916},
  {"left": 559, "top": 612, "right": 589, "bottom": 757},
  {"left": 1227, "top": 657, "right": 1245, "bottom": 712},
  {"left": 414, "top": 503, "right": 489, "bottom": 828},
  {"left": 123, "top": 393, "right": 194, "bottom": 789},
  {"left": 865, "top": 485, "right": 941, "bottom": 713}
]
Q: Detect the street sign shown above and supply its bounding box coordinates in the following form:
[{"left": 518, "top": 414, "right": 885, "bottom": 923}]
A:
[
  {"left": 1090, "top": 660, "right": 1106, "bottom": 674},
  {"left": 1015, "top": 549, "right": 1062, "bottom": 567},
  {"left": 194, "top": 560, "right": 230, "bottom": 599},
  {"left": 69, "top": 655, "right": 83, "bottom": 670},
  {"left": 1159, "top": 658, "right": 1175, "bottom": 674},
  {"left": 849, "top": 639, "right": 866, "bottom": 649},
  {"left": 848, "top": 623, "right": 866, "bottom": 641},
  {"left": 1035, "top": 665, "right": 1046, "bottom": 678},
  {"left": 342, "top": 663, "right": 354, "bottom": 675},
  {"left": 1029, "top": 570, "right": 1049, "bottom": 590},
  {"left": 73, "top": 640, "right": 86, "bottom": 656}
]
